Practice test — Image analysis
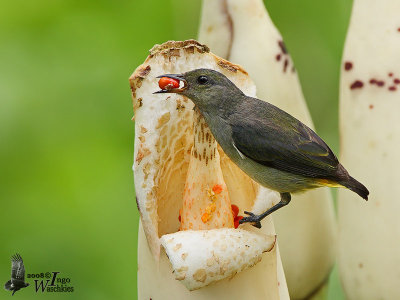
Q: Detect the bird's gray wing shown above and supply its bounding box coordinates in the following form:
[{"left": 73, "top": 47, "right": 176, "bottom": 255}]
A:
[
  {"left": 229, "top": 108, "right": 339, "bottom": 179},
  {"left": 11, "top": 254, "right": 26, "bottom": 282}
]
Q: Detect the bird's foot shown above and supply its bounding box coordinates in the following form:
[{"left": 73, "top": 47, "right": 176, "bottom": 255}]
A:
[{"left": 239, "top": 211, "right": 262, "bottom": 229}]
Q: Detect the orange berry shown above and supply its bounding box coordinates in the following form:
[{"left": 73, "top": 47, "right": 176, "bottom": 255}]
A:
[
  {"left": 158, "top": 77, "right": 180, "bottom": 90},
  {"left": 231, "top": 204, "right": 239, "bottom": 218},
  {"left": 201, "top": 213, "right": 209, "bottom": 223},
  {"left": 212, "top": 184, "right": 223, "bottom": 194}
]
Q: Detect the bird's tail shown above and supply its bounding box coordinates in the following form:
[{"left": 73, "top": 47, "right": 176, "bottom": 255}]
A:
[
  {"left": 4, "top": 280, "right": 12, "bottom": 291},
  {"left": 339, "top": 175, "right": 369, "bottom": 200}
]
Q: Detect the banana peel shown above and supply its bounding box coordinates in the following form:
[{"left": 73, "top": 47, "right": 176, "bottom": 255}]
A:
[
  {"left": 131, "top": 40, "right": 289, "bottom": 298},
  {"left": 338, "top": 1, "right": 400, "bottom": 299}
]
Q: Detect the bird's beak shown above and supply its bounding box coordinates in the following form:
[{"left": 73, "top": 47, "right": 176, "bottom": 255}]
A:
[{"left": 153, "top": 74, "right": 188, "bottom": 94}]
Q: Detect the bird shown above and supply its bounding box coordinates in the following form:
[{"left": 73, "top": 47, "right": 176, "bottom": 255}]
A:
[
  {"left": 4, "top": 254, "right": 30, "bottom": 296},
  {"left": 154, "top": 68, "right": 369, "bottom": 228}
]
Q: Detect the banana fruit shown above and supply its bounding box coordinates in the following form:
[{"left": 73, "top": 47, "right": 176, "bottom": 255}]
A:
[
  {"left": 199, "top": 0, "right": 337, "bottom": 298},
  {"left": 338, "top": 1, "right": 400, "bottom": 299},
  {"left": 131, "top": 40, "right": 290, "bottom": 299}
]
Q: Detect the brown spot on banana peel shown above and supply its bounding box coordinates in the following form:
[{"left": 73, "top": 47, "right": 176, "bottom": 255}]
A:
[
  {"left": 133, "top": 98, "right": 143, "bottom": 112},
  {"left": 130, "top": 65, "right": 151, "bottom": 98},
  {"left": 283, "top": 59, "right": 289, "bottom": 73},
  {"left": 138, "top": 65, "right": 151, "bottom": 77},
  {"left": 275, "top": 40, "right": 293, "bottom": 74},
  {"left": 140, "top": 126, "right": 148, "bottom": 133},
  {"left": 173, "top": 243, "right": 182, "bottom": 251},
  {"left": 143, "top": 162, "right": 151, "bottom": 180},
  {"left": 156, "top": 112, "right": 171, "bottom": 129},
  {"left": 278, "top": 40, "right": 288, "bottom": 54},
  {"left": 350, "top": 80, "right": 364, "bottom": 89},
  {"left": 369, "top": 79, "right": 385, "bottom": 87},
  {"left": 136, "top": 147, "right": 151, "bottom": 164},
  {"left": 135, "top": 196, "right": 140, "bottom": 212},
  {"left": 344, "top": 61, "right": 353, "bottom": 71},
  {"left": 193, "top": 268, "right": 207, "bottom": 283},
  {"left": 176, "top": 99, "right": 185, "bottom": 112},
  {"left": 176, "top": 272, "right": 186, "bottom": 281}
]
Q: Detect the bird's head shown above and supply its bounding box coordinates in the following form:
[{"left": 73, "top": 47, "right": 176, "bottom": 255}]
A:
[{"left": 154, "top": 68, "right": 243, "bottom": 110}]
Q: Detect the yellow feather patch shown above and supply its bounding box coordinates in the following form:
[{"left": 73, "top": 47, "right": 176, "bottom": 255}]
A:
[{"left": 316, "top": 179, "right": 343, "bottom": 188}]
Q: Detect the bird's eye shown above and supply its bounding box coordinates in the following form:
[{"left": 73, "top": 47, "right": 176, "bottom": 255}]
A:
[{"left": 197, "top": 76, "right": 209, "bottom": 85}]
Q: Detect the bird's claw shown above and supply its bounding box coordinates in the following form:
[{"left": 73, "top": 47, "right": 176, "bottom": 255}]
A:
[{"left": 239, "top": 211, "right": 262, "bottom": 228}]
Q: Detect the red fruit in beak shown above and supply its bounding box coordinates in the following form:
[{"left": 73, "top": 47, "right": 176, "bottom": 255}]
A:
[{"left": 158, "top": 77, "right": 180, "bottom": 90}]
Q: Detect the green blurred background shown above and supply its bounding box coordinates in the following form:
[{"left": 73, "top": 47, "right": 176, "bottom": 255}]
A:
[{"left": 0, "top": 0, "right": 352, "bottom": 299}]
